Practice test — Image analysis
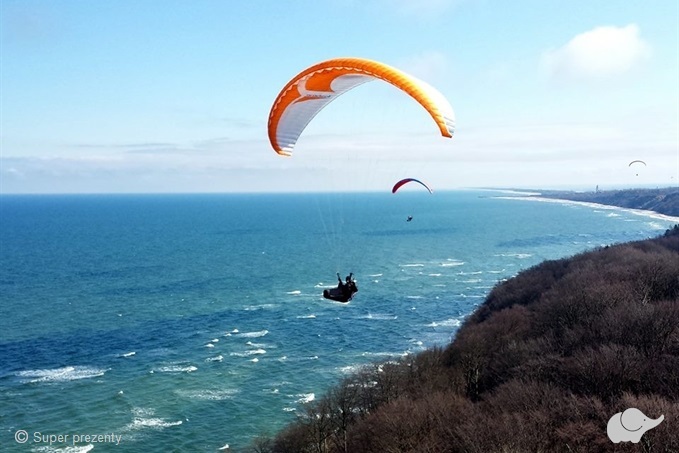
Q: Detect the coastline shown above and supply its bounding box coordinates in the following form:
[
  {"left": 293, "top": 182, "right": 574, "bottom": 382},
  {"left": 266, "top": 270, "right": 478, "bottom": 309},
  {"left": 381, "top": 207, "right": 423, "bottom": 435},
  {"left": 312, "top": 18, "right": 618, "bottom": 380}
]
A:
[
  {"left": 494, "top": 195, "right": 679, "bottom": 224},
  {"left": 487, "top": 186, "right": 679, "bottom": 224}
]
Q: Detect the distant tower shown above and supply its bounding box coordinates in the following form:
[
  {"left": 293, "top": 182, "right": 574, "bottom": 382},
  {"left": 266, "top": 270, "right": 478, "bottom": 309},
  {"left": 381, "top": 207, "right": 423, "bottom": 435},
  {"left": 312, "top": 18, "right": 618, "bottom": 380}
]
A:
[{"left": 596, "top": 185, "right": 599, "bottom": 193}]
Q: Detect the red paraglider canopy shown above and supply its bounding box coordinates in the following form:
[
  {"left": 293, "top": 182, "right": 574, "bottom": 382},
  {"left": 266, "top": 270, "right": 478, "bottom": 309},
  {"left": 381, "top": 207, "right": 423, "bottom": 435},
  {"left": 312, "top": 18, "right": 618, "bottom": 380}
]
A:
[{"left": 391, "top": 178, "right": 433, "bottom": 194}]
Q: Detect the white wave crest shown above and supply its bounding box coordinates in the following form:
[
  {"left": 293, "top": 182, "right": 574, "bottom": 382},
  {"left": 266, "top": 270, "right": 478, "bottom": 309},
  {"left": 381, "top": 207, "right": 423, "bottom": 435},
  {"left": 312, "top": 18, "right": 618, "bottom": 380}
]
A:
[
  {"left": 175, "top": 389, "right": 237, "bottom": 400},
  {"left": 295, "top": 393, "right": 315, "bottom": 404},
  {"left": 362, "top": 351, "right": 405, "bottom": 358},
  {"left": 237, "top": 330, "right": 269, "bottom": 338},
  {"left": 285, "top": 355, "right": 319, "bottom": 361},
  {"left": 359, "top": 313, "right": 398, "bottom": 320},
  {"left": 426, "top": 318, "right": 462, "bottom": 328},
  {"left": 16, "top": 366, "right": 107, "bottom": 384},
  {"left": 338, "top": 364, "right": 362, "bottom": 374},
  {"left": 125, "top": 407, "right": 183, "bottom": 433},
  {"left": 154, "top": 365, "right": 197, "bottom": 373},
  {"left": 128, "top": 417, "right": 183, "bottom": 430},
  {"left": 230, "top": 349, "right": 266, "bottom": 357},
  {"left": 243, "top": 304, "right": 278, "bottom": 311},
  {"left": 33, "top": 445, "right": 95, "bottom": 453},
  {"left": 494, "top": 253, "right": 532, "bottom": 259}
]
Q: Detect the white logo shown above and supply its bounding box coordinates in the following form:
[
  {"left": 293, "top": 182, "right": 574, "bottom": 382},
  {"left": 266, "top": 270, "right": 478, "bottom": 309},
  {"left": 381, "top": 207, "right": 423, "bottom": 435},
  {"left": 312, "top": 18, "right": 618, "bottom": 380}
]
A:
[
  {"left": 607, "top": 408, "right": 664, "bottom": 443},
  {"left": 296, "top": 75, "right": 333, "bottom": 100}
]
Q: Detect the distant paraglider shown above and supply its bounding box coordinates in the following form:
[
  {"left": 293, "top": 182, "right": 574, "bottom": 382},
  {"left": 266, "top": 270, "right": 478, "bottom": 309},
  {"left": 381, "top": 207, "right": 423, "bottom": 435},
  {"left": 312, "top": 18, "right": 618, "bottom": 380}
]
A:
[
  {"left": 392, "top": 178, "right": 433, "bottom": 222},
  {"left": 629, "top": 160, "right": 647, "bottom": 177}
]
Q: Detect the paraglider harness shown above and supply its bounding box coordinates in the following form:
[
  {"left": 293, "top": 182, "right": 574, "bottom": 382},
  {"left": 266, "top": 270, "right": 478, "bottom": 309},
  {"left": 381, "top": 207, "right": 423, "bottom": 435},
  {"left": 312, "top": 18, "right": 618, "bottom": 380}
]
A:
[{"left": 323, "top": 273, "right": 358, "bottom": 303}]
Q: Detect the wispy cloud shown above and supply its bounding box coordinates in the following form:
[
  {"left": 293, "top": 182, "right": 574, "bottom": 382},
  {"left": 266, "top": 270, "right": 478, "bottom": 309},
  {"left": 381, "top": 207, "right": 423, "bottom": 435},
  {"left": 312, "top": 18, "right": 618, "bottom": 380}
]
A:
[
  {"left": 68, "top": 137, "right": 248, "bottom": 155},
  {"left": 3, "top": 116, "right": 675, "bottom": 193},
  {"left": 541, "top": 24, "right": 651, "bottom": 81},
  {"left": 74, "top": 142, "right": 178, "bottom": 150}
]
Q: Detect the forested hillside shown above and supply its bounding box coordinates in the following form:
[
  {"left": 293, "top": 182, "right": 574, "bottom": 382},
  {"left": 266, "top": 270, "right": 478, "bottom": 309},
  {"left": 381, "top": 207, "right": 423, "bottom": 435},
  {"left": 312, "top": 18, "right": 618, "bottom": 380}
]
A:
[{"left": 251, "top": 226, "right": 679, "bottom": 453}]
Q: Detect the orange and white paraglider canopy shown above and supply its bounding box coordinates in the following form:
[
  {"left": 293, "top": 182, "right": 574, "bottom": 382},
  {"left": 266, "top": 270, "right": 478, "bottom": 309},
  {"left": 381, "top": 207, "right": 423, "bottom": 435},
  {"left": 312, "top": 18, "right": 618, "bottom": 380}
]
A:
[{"left": 268, "top": 57, "right": 456, "bottom": 156}]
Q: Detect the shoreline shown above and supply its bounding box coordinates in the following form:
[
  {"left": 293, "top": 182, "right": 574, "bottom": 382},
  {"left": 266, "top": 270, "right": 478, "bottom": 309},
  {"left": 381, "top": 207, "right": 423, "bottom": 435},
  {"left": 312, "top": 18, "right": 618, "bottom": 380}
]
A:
[
  {"left": 494, "top": 195, "right": 679, "bottom": 224},
  {"left": 486, "top": 186, "right": 679, "bottom": 224}
]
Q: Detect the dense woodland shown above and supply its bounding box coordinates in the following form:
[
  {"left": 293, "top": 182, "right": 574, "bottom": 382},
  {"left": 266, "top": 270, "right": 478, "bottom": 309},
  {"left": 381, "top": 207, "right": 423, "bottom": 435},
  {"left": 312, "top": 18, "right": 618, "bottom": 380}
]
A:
[{"left": 248, "top": 225, "right": 679, "bottom": 452}]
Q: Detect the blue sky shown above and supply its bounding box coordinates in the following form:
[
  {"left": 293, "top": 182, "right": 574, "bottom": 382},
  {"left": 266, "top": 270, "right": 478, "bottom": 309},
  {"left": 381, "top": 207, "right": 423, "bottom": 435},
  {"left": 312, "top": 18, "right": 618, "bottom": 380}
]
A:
[{"left": 2, "top": 0, "right": 678, "bottom": 193}]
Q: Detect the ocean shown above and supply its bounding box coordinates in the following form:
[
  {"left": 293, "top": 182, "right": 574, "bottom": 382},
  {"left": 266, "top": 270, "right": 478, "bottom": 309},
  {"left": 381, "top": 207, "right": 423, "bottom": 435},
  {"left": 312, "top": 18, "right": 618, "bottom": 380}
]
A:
[{"left": 1, "top": 191, "right": 676, "bottom": 452}]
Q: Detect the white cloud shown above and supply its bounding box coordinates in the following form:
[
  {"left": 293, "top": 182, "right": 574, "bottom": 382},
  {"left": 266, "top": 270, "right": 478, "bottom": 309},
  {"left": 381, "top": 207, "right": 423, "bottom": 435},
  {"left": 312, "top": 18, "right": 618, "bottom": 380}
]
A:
[
  {"left": 3, "top": 167, "right": 26, "bottom": 179},
  {"left": 3, "top": 111, "right": 676, "bottom": 194},
  {"left": 541, "top": 24, "right": 651, "bottom": 80}
]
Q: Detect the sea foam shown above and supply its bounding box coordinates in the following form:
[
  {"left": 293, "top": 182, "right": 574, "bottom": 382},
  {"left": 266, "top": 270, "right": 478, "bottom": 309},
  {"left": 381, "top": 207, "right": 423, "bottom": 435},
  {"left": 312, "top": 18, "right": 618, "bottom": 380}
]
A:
[
  {"left": 426, "top": 318, "right": 462, "bottom": 328},
  {"left": 33, "top": 446, "right": 95, "bottom": 453},
  {"left": 175, "top": 389, "right": 238, "bottom": 400},
  {"left": 295, "top": 393, "right": 315, "bottom": 404},
  {"left": 16, "top": 366, "right": 107, "bottom": 384},
  {"left": 154, "top": 364, "right": 197, "bottom": 373},
  {"left": 127, "top": 407, "right": 183, "bottom": 431},
  {"left": 237, "top": 330, "right": 269, "bottom": 338}
]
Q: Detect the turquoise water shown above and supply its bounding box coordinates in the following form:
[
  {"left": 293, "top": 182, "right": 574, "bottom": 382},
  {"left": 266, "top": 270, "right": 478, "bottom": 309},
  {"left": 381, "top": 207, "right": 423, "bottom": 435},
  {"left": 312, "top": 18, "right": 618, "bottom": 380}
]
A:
[{"left": 0, "top": 191, "right": 675, "bottom": 452}]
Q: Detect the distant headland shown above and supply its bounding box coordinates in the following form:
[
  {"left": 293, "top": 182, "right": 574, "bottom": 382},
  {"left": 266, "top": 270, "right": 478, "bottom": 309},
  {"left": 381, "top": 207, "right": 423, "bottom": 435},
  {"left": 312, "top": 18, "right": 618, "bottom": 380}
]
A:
[{"left": 499, "top": 187, "right": 679, "bottom": 218}]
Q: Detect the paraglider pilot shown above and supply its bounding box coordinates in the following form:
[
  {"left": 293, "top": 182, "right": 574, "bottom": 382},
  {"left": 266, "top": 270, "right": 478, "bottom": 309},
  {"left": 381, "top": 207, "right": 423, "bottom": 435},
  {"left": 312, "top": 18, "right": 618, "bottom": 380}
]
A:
[
  {"left": 344, "top": 273, "right": 357, "bottom": 294},
  {"left": 336, "top": 273, "right": 357, "bottom": 294},
  {"left": 324, "top": 272, "right": 358, "bottom": 302},
  {"left": 336, "top": 272, "right": 345, "bottom": 289}
]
